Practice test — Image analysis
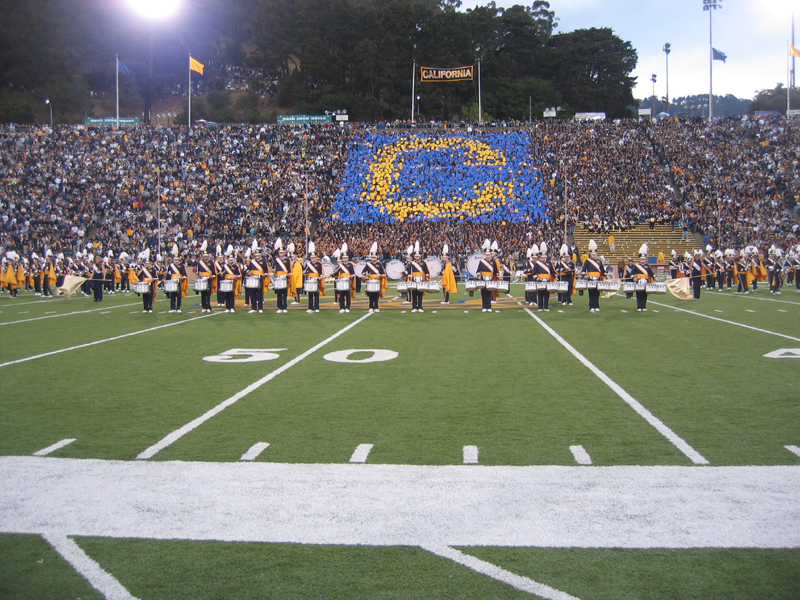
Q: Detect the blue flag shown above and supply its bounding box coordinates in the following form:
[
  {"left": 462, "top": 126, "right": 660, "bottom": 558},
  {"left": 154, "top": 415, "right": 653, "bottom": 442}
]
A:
[
  {"left": 118, "top": 60, "right": 132, "bottom": 76},
  {"left": 712, "top": 48, "right": 727, "bottom": 63}
]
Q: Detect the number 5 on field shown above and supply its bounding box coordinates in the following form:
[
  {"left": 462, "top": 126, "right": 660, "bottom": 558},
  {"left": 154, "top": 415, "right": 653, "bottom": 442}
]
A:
[{"left": 203, "top": 348, "right": 287, "bottom": 363}]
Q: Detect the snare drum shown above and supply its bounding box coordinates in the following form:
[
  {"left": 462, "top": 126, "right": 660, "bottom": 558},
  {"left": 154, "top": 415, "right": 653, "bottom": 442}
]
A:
[
  {"left": 396, "top": 281, "right": 409, "bottom": 292},
  {"left": 486, "top": 280, "right": 499, "bottom": 290},
  {"left": 495, "top": 281, "right": 510, "bottom": 292},
  {"left": 193, "top": 277, "right": 209, "bottom": 292},
  {"left": 272, "top": 274, "right": 288, "bottom": 290},
  {"left": 597, "top": 281, "right": 619, "bottom": 292},
  {"left": 304, "top": 278, "right": 319, "bottom": 293},
  {"left": 406, "top": 280, "right": 418, "bottom": 290},
  {"left": 586, "top": 280, "right": 598, "bottom": 289},
  {"left": 163, "top": 279, "right": 180, "bottom": 293},
  {"left": 635, "top": 280, "right": 648, "bottom": 291},
  {"left": 133, "top": 281, "right": 151, "bottom": 294},
  {"left": 335, "top": 278, "right": 351, "bottom": 292},
  {"left": 465, "top": 280, "right": 477, "bottom": 291},
  {"left": 417, "top": 281, "right": 429, "bottom": 292},
  {"left": 646, "top": 282, "right": 667, "bottom": 294},
  {"left": 427, "top": 281, "right": 441, "bottom": 292},
  {"left": 365, "top": 279, "right": 381, "bottom": 293},
  {"left": 575, "top": 280, "right": 588, "bottom": 290},
  {"left": 536, "top": 281, "right": 549, "bottom": 290},
  {"left": 219, "top": 279, "right": 235, "bottom": 293},
  {"left": 525, "top": 281, "right": 538, "bottom": 291},
  {"left": 546, "top": 282, "right": 560, "bottom": 291},
  {"left": 623, "top": 282, "right": 636, "bottom": 293},
  {"left": 244, "top": 275, "right": 262, "bottom": 289}
]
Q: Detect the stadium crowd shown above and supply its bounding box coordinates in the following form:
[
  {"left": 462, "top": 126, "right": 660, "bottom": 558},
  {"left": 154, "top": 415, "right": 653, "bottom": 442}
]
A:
[{"left": 1, "top": 115, "right": 798, "bottom": 272}]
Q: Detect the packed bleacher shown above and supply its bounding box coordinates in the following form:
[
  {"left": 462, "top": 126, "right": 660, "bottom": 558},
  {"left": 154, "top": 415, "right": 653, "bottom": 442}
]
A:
[{"left": 1, "top": 116, "right": 798, "bottom": 269}]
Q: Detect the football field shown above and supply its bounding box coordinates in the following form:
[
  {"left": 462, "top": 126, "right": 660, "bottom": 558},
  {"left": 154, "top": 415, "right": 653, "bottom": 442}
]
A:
[{"left": 1, "top": 285, "right": 799, "bottom": 599}]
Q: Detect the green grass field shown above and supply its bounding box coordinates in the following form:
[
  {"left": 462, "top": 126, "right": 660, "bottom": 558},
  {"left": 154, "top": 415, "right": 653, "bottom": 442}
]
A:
[{"left": 1, "top": 283, "right": 799, "bottom": 599}]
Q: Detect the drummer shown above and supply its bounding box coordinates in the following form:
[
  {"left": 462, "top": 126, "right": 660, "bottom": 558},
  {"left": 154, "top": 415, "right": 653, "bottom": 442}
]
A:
[
  {"left": 335, "top": 245, "right": 355, "bottom": 313},
  {"left": 524, "top": 246, "right": 537, "bottom": 306},
  {"left": 532, "top": 242, "right": 553, "bottom": 312},
  {"left": 632, "top": 244, "right": 655, "bottom": 312},
  {"left": 166, "top": 251, "right": 187, "bottom": 313},
  {"left": 246, "top": 246, "right": 268, "bottom": 314},
  {"left": 581, "top": 239, "right": 605, "bottom": 313},
  {"left": 273, "top": 239, "right": 290, "bottom": 314},
  {"left": 476, "top": 242, "right": 497, "bottom": 313},
  {"left": 303, "top": 242, "right": 323, "bottom": 313},
  {"left": 220, "top": 254, "right": 242, "bottom": 313},
  {"left": 556, "top": 244, "right": 575, "bottom": 306},
  {"left": 196, "top": 246, "right": 216, "bottom": 313},
  {"left": 137, "top": 255, "right": 157, "bottom": 313},
  {"left": 363, "top": 242, "right": 385, "bottom": 313},
  {"left": 406, "top": 243, "right": 430, "bottom": 313},
  {"left": 214, "top": 251, "right": 225, "bottom": 307},
  {"left": 440, "top": 244, "right": 457, "bottom": 304}
]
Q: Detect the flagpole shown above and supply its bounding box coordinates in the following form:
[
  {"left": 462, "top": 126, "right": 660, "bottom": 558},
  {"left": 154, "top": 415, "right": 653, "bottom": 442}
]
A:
[
  {"left": 478, "top": 59, "right": 482, "bottom": 124},
  {"left": 411, "top": 61, "right": 416, "bottom": 124},
  {"left": 708, "top": 7, "right": 713, "bottom": 120},
  {"left": 188, "top": 55, "right": 192, "bottom": 128},
  {"left": 788, "top": 41, "right": 791, "bottom": 115},
  {"left": 116, "top": 55, "right": 120, "bottom": 130}
]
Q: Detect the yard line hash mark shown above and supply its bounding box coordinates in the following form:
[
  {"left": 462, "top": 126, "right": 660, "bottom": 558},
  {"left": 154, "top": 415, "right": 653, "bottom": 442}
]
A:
[
  {"left": 349, "top": 444, "right": 374, "bottom": 463},
  {"left": 786, "top": 445, "right": 800, "bottom": 459},
  {"left": 523, "top": 307, "right": 709, "bottom": 465},
  {"left": 570, "top": 445, "right": 592, "bottom": 465},
  {"left": 463, "top": 445, "right": 479, "bottom": 464},
  {"left": 33, "top": 438, "right": 76, "bottom": 456},
  {"left": 137, "top": 313, "right": 374, "bottom": 460},
  {"left": 240, "top": 442, "right": 270, "bottom": 461}
]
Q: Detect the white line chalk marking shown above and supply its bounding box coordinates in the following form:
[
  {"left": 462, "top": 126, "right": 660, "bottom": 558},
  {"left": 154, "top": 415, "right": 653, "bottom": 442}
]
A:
[
  {"left": 786, "top": 445, "right": 800, "bottom": 459},
  {"left": 422, "top": 545, "right": 582, "bottom": 600},
  {"left": 0, "top": 302, "right": 141, "bottom": 326},
  {"left": 569, "top": 445, "right": 592, "bottom": 465},
  {"left": 43, "top": 533, "right": 140, "bottom": 600},
  {"left": 32, "top": 439, "right": 76, "bottom": 456},
  {"left": 747, "top": 309, "right": 756, "bottom": 313},
  {"left": 779, "top": 309, "right": 788, "bottom": 313},
  {"left": 650, "top": 302, "right": 800, "bottom": 342},
  {"left": 137, "top": 313, "right": 373, "bottom": 460},
  {"left": 3, "top": 457, "right": 799, "bottom": 548},
  {"left": 523, "top": 307, "right": 709, "bottom": 465},
  {"left": 349, "top": 444, "right": 374, "bottom": 463},
  {"left": 240, "top": 442, "right": 270, "bottom": 461},
  {"left": 463, "top": 446, "right": 479, "bottom": 464},
  {"left": 0, "top": 311, "right": 221, "bottom": 370}
]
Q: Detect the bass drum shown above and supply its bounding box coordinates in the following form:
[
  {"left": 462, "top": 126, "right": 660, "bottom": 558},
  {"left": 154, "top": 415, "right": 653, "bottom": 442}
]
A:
[
  {"left": 466, "top": 252, "right": 486, "bottom": 278},
  {"left": 321, "top": 259, "right": 335, "bottom": 278},
  {"left": 385, "top": 259, "right": 406, "bottom": 280},
  {"left": 425, "top": 255, "right": 442, "bottom": 278},
  {"left": 354, "top": 260, "right": 367, "bottom": 277}
]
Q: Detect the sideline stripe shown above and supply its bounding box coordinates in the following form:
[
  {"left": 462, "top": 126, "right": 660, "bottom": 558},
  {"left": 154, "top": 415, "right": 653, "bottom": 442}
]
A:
[
  {"left": 43, "top": 533, "right": 140, "bottom": 600},
  {"left": 523, "top": 307, "right": 709, "bottom": 465},
  {"left": 569, "top": 445, "right": 592, "bottom": 465},
  {"left": 136, "top": 313, "right": 374, "bottom": 460},
  {"left": 0, "top": 312, "right": 221, "bottom": 370},
  {"left": 421, "top": 545, "right": 582, "bottom": 600},
  {"left": 240, "top": 442, "right": 270, "bottom": 461},
  {"left": 649, "top": 301, "right": 800, "bottom": 342},
  {"left": 33, "top": 438, "right": 76, "bottom": 456},
  {"left": 786, "top": 445, "right": 800, "bottom": 459},
  {"left": 0, "top": 301, "right": 142, "bottom": 326},
  {"left": 349, "top": 444, "right": 374, "bottom": 463}
]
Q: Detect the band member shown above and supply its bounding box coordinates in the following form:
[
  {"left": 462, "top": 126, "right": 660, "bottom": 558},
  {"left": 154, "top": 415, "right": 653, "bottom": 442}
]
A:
[
  {"left": 273, "top": 238, "right": 290, "bottom": 313},
  {"left": 335, "top": 244, "right": 356, "bottom": 313},
  {"left": 406, "top": 242, "right": 429, "bottom": 313},
  {"left": 42, "top": 254, "right": 56, "bottom": 297},
  {"left": 790, "top": 247, "right": 800, "bottom": 292},
  {"left": 476, "top": 241, "right": 497, "bottom": 312},
  {"left": 703, "top": 245, "right": 716, "bottom": 290},
  {"left": 303, "top": 242, "right": 323, "bottom": 313},
  {"left": 220, "top": 254, "right": 242, "bottom": 313},
  {"left": 724, "top": 249, "right": 735, "bottom": 290},
  {"left": 668, "top": 249, "right": 680, "bottom": 279},
  {"left": 532, "top": 242, "right": 553, "bottom": 311},
  {"left": 690, "top": 250, "right": 703, "bottom": 299},
  {"left": 166, "top": 251, "right": 187, "bottom": 312},
  {"left": 215, "top": 246, "right": 225, "bottom": 306},
  {"left": 195, "top": 243, "right": 217, "bottom": 312},
  {"left": 767, "top": 247, "right": 783, "bottom": 294},
  {"left": 623, "top": 258, "right": 636, "bottom": 299},
  {"left": 750, "top": 248, "right": 764, "bottom": 291},
  {"left": 490, "top": 241, "right": 502, "bottom": 304},
  {"left": 581, "top": 239, "right": 605, "bottom": 312},
  {"left": 734, "top": 249, "right": 750, "bottom": 293},
  {"left": 524, "top": 246, "right": 537, "bottom": 306},
  {"left": 632, "top": 244, "right": 656, "bottom": 311},
  {"left": 137, "top": 255, "right": 157, "bottom": 313},
  {"left": 91, "top": 255, "right": 106, "bottom": 302},
  {"left": 246, "top": 245, "right": 268, "bottom": 313},
  {"left": 289, "top": 243, "right": 303, "bottom": 305},
  {"left": 556, "top": 244, "right": 575, "bottom": 306},
  {"left": 440, "top": 244, "right": 457, "bottom": 304},
  {"left": 363, "top": 242, "right": 386, "bottom": 312}
]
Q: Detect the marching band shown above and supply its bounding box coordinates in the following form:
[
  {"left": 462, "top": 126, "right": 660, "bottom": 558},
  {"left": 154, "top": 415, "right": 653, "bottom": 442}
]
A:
[{"left": 2, "top": 239, "right": 799, "bottom": 314}]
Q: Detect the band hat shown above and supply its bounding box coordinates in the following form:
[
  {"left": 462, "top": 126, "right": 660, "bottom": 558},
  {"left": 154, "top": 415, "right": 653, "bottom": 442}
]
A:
[
  {"left": 333, "top": 248, "right": 341, "bottom": 260},
  {"left": 171, "top": 243, "right": 179, "bottom": 257},
  {"left": 638, "top": 243, "right": 648, "bottom": 258},
  {"left": 482, "top": 239, "right": 491, "bottom": 252},
  {"left": 288, "top": 242, "right": 296, "bottom": 254},
  {"left": 245, "top": 247, "right": 252, "bottom": 259},
  {"left": 588, "top": 239, "right": 598, "bottom": 253},
  {"left": 560, "top": 244, "right": 569, "bottom": 256},
  {"left": 706, "top": 244, "right": 712, "bottom": 253},
  {"left": 442, "top": 244, "right": 449, "bottom": 257},
  {"left": 225, "top": 244, "right": 234, "bottom": 257},
  {"left": 539, "top": 241, "right": 547, "bottom": 255},
  {"left": 530, "top": 244, "right": 539, "bottom": 256},
  {"left": 251, "top": 239, "right": 258, "bottom": 253},
  {"left": 671, "top": 249, "right": 676, "bottom": 256},
  {"left": 406, "top": 244, "right": 414, "bottom": 257},
  {"left": 216, "top": 243, "right": 222, "bottom": 257},
  {"left": 369, "top": 242, "right": 378, "bottom": 258},
  {"left": 490, "top": 240, "right": 499, "bottom": 254},
  {"left": 274, "top": 238, "right": 283, "bottom": 251},
  {"left": 684, "top": 251, "right": 692, "bottom": 260},
  {"left": 714, "top": 250, "right": 723, "bottom": 259},
  {"left": 308, "top": 241, "right": 316, "bottom": 256},
  {"left": 526, "top": 247, "right": 534, "bottom": 259},
  {"left": 200, "top": 240, "right": 208, "bottom": 253}
]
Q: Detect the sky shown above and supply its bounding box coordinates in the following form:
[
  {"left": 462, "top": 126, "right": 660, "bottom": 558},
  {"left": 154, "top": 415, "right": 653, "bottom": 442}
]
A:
[{"left": 459, "top": 0, "right": 800, "bottom": 102}]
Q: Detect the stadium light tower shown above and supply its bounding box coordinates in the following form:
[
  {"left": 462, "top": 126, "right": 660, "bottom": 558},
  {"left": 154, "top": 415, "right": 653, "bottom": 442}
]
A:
[
  {"left": 663, "top": 43, "right": 671, "bottom": 114},
  {"left": 44, "top": 98, "right": 52, "bottom": 126},
  {"left": 703, "top": 0, "right": 722, "bottom": 120},
  {"left": 651, "top": 74, "right": 657, "bottom": 118},
  {"left": 127, "top": 0, "right": 182, "bottom": 126}
]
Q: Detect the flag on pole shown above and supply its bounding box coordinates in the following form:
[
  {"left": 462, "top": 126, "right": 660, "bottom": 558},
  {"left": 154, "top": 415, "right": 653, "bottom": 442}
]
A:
[
  {"left": 118, "top": 60, "right": 132, "bottom": 76},
  {"left": 189, "top": 57, "right": 204, "bottom": 75},
  {"left": 790, "top": 44, "right": 800, "bottom": 58},
  {"left": 712, "top": 48, "right": 727, "bottom": 62}
]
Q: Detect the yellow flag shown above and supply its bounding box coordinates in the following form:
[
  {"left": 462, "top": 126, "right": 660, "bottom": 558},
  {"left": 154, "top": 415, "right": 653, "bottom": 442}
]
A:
[
  {"left": 790, "top": 44, "right": 800, "bottom": 58},
  {"left": 190, "top": 57, "right": 204, "bottom": 75},
  {"left": 666, "top": 278, "right": 694, "bottom": 300}
]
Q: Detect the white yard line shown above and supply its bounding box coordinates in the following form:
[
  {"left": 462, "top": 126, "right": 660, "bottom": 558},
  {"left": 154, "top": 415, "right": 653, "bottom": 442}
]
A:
[
  {"left": 422, "top": 545, "right": 582, "bottom": 600},
  {"left": 349, "top": 444, "right": 374, "bottom": 463},
  {"left": 0, "top": 301, "right": 142, "bottom": 326},
  {"left": 3, "top": 457, "right": 798, "bottom": 548},
  {"left": 240, "top": 442, "right": 270, "bottom": 461},
  {"left": 649, "top": 301, "right": 800, "bottom": 342},
  {"left": 43, "top": 533, "right": 140, "bottom": 600},
  {"left": 728, "top": 294, "right": 800, "bottom": 306},
  {"left": 136, "top": 313, "right": 374, "bottom": 460},
  {"left": 0, "top": 312, "right": 221, "bottom": 370},
  {"left": 569, "top": 445, "right": 592, "bottom": 466},
  {"left": 32, "top": 438, "right": 76, "bottom": 456},
  {"left": 523, "top": 307, "right": 709, "bottom": 466},
  {"left": 786, "top": 445, "right": 800, "bottom": 459}
]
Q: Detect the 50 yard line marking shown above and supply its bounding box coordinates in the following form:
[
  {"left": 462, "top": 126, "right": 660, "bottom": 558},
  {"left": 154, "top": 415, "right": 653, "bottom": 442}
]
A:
[
  {"left": 649, "top": 301, "right": 800, "bottom": 342},
  {"left": 522, "top": 307, "right": 709, "bottom": 465},
  {"left": 136, "top": 313, "right": 374, "bottom": 460}
]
